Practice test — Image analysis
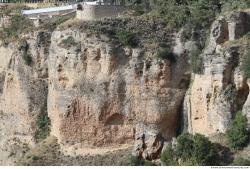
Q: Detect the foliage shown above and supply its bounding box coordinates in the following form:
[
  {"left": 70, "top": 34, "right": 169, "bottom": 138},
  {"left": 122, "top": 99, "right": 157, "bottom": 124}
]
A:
[
  {"left": 119, "top": 0, "right": 250, "bottom": 36},
  {"left": 192, "top": 134, "right": 218, "bottom": 165},
  {"left": 129, "top": 156, "right": 156, "bottom": 166},
  {"left": 231, "top": 157, "right": 250, "bottom": 166},
  {"left": 0, "top": 15, "right": 33, "bottom": 44},
  {"left": 34, "top": 102, "right": 50, "bottom": 142},
  {"left": 176, "top": 133, "right": 193, "bottom": 160},
  {"left": 115, "top": 30, "right": 138, "bottom": 48},
  {"left": 242, "top": 48, "right": 250, "bottom": 78},
  {"left": 18, "top": 39, "right": 32, "bottom": 66},
  {"left": 40, "top": 15, "right": 73, "bottom": 32},
  {"left": 161, "top": 133, "right": 219, "bottom": 166},
  {"left": 226, "top": 111, "right": 249, "bottom": 150},
  {"left": 161, "top": 144, "right": 177, "bottom": 166},
  {"left": 61, "top": 36, "right": 77, "bottom": 48},
  {"left": 221, "top": 0, "right": 250, "bottom": 12},
  {"left": 156, "top": 47, "right": 176, "bottom": 62},
  {"left": 1, "top": 4, "right": 28, "bottom": 15}
]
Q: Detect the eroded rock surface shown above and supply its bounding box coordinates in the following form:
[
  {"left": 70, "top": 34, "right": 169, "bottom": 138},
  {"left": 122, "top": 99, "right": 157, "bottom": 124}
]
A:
[
  {"left": 0, "top": 31, "right": 50, "bottom": 164},
  {"left": 47, "top": 28, "right": 190, "bottom": 158},
  {"left": 184, "top": 11, "right": 250, "bottom": 136}
]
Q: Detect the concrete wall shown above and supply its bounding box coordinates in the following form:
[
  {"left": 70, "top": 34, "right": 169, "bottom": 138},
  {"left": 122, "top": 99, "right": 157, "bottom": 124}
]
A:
[{"left": 76, "top": 5, "right": 126, "bottom": 20}]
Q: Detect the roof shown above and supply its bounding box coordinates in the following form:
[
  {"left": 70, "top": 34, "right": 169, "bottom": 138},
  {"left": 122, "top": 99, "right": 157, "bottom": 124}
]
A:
[{"left": 22, "top": 5, "right": 75, "bottom": 15}]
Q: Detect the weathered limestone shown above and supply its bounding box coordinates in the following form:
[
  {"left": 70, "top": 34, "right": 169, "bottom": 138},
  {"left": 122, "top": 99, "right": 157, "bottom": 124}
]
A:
[
  {"left": 46, "top": 28, "right": 189, "bottom": 158},
  {"left": 0, "top": 32, "right": 50, "bottom": 165},
  {"left": 184, "top": 11, "right": 250, "bottom": 136}
]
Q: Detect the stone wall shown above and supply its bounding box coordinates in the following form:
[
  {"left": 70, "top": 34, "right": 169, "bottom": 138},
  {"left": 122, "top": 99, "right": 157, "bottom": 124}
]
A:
[{"left": 76, "top": 5, "right": 126, "bottom": 20}]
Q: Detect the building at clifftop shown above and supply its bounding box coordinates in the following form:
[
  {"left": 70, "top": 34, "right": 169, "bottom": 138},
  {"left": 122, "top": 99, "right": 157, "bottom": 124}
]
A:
[
  {"left": 21, "top": 0, "right": 127, "bottom": 21},
  {"left": 76, "top": 2, "right": 126, "bottom": 20}
]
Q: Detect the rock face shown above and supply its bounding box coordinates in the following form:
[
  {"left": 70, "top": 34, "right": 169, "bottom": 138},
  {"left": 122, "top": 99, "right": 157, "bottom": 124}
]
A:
[
  {"left": 2, "top": 10, "right": 250, "bottom": 165},
  {"left": 47, "top": 28, "right": 190, "bottom": 157},
  {"left": 0, "top": 32, "right": 50, "bottom": 164},
  {"left": 184, "top": 11, "right": 250, "bottom": 136},
  {"left": 0, "top": 17, "right": 192, "bottom": 164}
]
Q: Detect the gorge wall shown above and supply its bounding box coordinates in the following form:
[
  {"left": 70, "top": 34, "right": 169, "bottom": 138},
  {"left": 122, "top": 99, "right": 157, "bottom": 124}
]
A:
[
  {"left": 184, "top": 11, "right": 250, "bottom": 136},
  {"left": 0, "top": 10, "right": 250, "bottom": 165}
]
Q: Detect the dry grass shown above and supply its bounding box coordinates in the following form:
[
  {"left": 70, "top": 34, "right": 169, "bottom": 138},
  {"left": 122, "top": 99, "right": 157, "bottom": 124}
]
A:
[{"left": 16, "top": 136, "right": 133, "bottom": 166}]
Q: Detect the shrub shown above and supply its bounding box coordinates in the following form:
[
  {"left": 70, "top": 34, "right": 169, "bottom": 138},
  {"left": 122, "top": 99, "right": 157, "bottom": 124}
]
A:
[
  {"left": 129, "top": 156, "right": 156, "bottom": 166},
  {"left": 18, "top": 39, "right": 32, "bottom": 66},
  {"left": 161, "top": 133, "right": 219, "bottom": 166},
  {"left": 221, "top": 0, "right": 250, "bottom": 12},
  {"left": 61, "top": 36, "right": 77, "bottom": 48},
  {"left": 226, "top": 111, "right": 249, "bottom": 150},
  {"left": 22, "top": 53, "right": 32, "bottom": 66},
  {"left": 231, "top": 157, "right": 250, "bottom": 166},
  {"left": 34, "top": 102, "right": 50, "bottom": 142},
  {"left": 115, "top": 30, "right": 138, "bottom": 48},
  {"left": 40, "top": 15, "right": 74, "bottom": 32},
  {"left": 156, "top": 48, "right": 176, "bottom": 62},
  {"left": 161, "top": 144, "right": 177, "bottom": 166},
  {"left": 242, "top": 48, "right": 250, "bottom": 78},
  {"left": 176, "top": 133, "right": 193, "bottom": 160},
  {"left": 192, "top": 134, "right": 218, "bottom": 165}
]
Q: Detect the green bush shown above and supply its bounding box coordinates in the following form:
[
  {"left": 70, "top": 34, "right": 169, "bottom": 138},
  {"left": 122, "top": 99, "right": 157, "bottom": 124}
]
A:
[
  {"left": 61, "top": 36, "right": 77, "bottom": 48},
  {"left": 231, "top": 157, "right": 250, "bottom": 166},
  {"left": 34, "top": 102, "right": 50, "bottom": 142},
  {"left": 129, "top": 156, "right": 156, "bottom": 166},
  {"left": 18, "top": 39, "right": 32, "bottom": 66},
  {"left": 176, "top": 133, "right": 193, "bottom": 160},
  {"left": 226, "top": 111, "right": 249, "bottom": 150},
  {"left": 192, "top": 134, "right": 218, "bottom": 165},
  {"left": 161, "top": 133, "right": 219, "bottom": 166},
  {"left": 115, "top": 30, "right": 138, "bottom": 48},
  {"left": 22, "top": 53, "right": 32, "bottom": 66},
  {"left": 156, "top": 48, "right": 176, "bottom": 62},
  {"left": 161, "top": 144, "right": 177, "bottom": 166},
  {"left": 40, "top": 15, "right": 73, "bottom": 32},
  {"left": 242, "top": 48, "right": 250, "bottom": 78},
  {"left": 221, "top": 0, "right": 250, "bottom": 12}
]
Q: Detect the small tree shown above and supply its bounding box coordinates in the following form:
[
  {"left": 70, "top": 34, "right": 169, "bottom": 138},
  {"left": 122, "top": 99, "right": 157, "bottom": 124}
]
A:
[
  {"left": 61, "top": 36, "right": 77, "bottom": 48},
  {"left": 226, "top": 111, "right": 249, "bottom": 150},
  {"left": 192, "top": 134, "right": 218, "bottom": 165},
  {"left": 176, "top": 133, "right": 193, "bottom": 160},
  {"left": 115, "top": 30, "right": 138, "bottom": 48},
  {"left": 161, "top": 133, "right": 219, "bottom": 166},
  {"left": 156, "top": 47, "right": 176, "bottom": 63},
  {"left": 161, "top": 144, "right": 177, "bottom": 166}
]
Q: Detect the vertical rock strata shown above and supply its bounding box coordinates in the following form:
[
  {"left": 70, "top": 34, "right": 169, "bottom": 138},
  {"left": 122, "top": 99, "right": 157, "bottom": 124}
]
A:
[
  {"left": 184, "top": 12, "right": 250, "bottom": 135},
  {"left": 47, "top": 29, "right": 189, "bottom": 158}
]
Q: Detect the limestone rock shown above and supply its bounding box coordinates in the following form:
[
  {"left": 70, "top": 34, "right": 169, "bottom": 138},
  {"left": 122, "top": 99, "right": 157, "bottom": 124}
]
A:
[
  {"left": 47, "top": 29, "right": 189, "bottom": 158},
  {"left": 184, "top": 11, "right": 250, "bottom": 136}
]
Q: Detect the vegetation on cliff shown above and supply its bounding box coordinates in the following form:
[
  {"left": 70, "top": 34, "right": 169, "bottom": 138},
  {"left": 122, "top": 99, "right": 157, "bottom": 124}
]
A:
[
  {"left": 161, "top": 133, "right": 219, "bottom": 166},
  {"left": 226, "top": 111, "right": 249, "bottom": 150},
  {"left": 0, "top": 15, "right": 33, "bottom": 45}
]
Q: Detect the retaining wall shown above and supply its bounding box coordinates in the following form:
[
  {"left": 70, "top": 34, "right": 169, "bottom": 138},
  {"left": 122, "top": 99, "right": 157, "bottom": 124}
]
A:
[{"left": 76, "top": 5, "right": 126, "bottom": 20}]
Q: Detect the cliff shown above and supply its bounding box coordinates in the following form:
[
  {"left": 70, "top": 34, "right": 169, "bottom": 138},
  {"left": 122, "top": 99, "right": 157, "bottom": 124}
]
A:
[
  {"left": 184, "top": 11, "right": 250, "bottom": 136},
  {"left": 0, "top": 10, "right": 250, "bottom": 165}
]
